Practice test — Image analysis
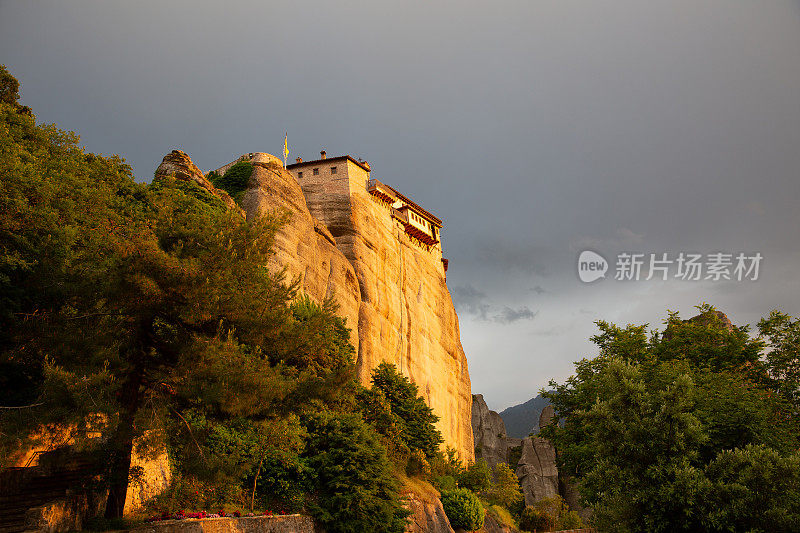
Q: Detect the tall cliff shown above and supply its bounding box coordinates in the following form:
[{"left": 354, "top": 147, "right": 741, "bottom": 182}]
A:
[{"left": 207, "top": 152, "right": 474, "bottom": 461}]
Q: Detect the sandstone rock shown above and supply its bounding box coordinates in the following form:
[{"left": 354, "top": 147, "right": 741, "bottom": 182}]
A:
[
  {"left": 155, "top": 150, "right": 239, "bottom": 211},
  {"left": 404, "top": 491, "right": 455, "bottom": 533},
  {"left": 212, "top": 152, "right": 474, "bottom": 460},
  {"left": 663, "top": 309, "right": 735, "bottom": 340},
  {"left": 239, "top": 159, "right": 361, "bottom": 351},
  {"left": 515, "top": 436, "right": 559, "bottom": 506},
  {"left": 299, "top": 161, "right": 474, "bottom": 462},
  {"left": 125, "top": 438, "right": 172, "bottom": 514},
  {"left": 472, "top": 394, "right": 509, "bottom": 470}
]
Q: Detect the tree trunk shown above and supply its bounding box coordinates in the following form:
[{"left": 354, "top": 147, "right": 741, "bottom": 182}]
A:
[{"left": 104, "top": 367, "right": 143, "bottom": 519}]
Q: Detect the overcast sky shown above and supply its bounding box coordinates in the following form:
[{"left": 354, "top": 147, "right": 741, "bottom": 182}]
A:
[{"left": 2, "top": 0, "right": 799, "bottom": 411}]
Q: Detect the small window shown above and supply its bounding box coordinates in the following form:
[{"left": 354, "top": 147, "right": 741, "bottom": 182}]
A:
[
  {"left": 330, "top": 166, "right": 337, "bottom": 174},
  {"left": 313, "top": 168, "right": 319, "bottom": 176},
  {"left": 298, "top": 171, "right": 303, "bottom": 178}
]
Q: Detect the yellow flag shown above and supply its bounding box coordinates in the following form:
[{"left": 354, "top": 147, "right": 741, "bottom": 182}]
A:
[{"left": 283, "top": 133, "right": 289, "bottom": 159}]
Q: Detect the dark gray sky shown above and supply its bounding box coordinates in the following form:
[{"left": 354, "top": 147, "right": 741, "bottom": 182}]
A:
[{"left": 2, "top": 0, "right": 799, "bottom": 410}]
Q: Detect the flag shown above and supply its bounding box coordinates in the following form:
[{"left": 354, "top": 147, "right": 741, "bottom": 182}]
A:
[{"left": 283, "top": 133, "right": 289, "bottom": 160}]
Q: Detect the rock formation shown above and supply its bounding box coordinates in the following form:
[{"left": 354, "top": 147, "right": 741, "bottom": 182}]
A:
[
  {"left": 239, "top": 156, "right": 362, "bottom": 351},
  {"left": 404, "top": 491, "right": 455, "bottom": 533},
  {"left": 155, "top": 150, "right": 239, "bottom": 212},
  {"left": 515, "top": 406, "right": 559, "bottom": 506},
  {"left": 472, "top": 394, "right": 511, "bottom": 470},
  {"left": 205, "top": 152, "right": 473, "bottom": 461}
]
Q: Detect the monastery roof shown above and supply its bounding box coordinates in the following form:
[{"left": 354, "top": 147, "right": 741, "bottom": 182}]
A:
[
  {"left": 286, "top": 155, "right": 371, "bottom": 173},
  {"left": 385, "top": 184, "right": 442, "bottom": 227}
]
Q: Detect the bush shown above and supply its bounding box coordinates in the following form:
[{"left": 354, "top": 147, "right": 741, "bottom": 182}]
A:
[
  {"left": 488, "top": 462, "right": 523, "bottom": 509},
  {"left": 210, "top": 161, "right": 253, "bottom": 203},
  {"left": 302, "top": 412, "right": 409, "bottom": 533},
  {"left": 562, "top": 510, "right": 583, "bottom": 529},
  {"left": 457, "top": 458, "right": 492, "bottom": 495},
  {"left": 441, "top": 488, "right": 484, "bottom": 531},
  {"left": 519, "top": 495, "right": 581, "bottom": 532}
]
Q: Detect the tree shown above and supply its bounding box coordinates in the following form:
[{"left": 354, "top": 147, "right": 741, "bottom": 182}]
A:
[
  {"left": 488, "top": 462, "right": 523, "bottom": 509},
  {"left": 302, "top": 412, "right": 409, "bottom": 533},
  {"left": 704, "top": 444, "right": 800, "bottom": 532},
  {"left": 367, "top": 362, "right": 443, "bottom": 459},
  {"left": 457, "top": 458, "right": 492, "bottom": 495},
  {"left": 542, "top": 306, "right": 800, "bottom": 532},
  {"left": 759, "top": 310, "right": 800, "bottom": 411},
  {"left": 0, "top": 66, "right": 358, "bottom": 517}
]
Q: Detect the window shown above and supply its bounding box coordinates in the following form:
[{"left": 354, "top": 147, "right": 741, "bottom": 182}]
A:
[
  {"left": 330, "top": 166, "right": 337, "bottom": 174},
  {"left": 298, "top": 171, "right": 303, "bottom": 178},
  {"left": 313, "top": 168, "right": 319, "bottom": 176}
]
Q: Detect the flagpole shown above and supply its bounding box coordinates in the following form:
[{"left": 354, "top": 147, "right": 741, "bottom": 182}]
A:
[{"left": 283, "top": 132, "right": 288, "bottom": 168}]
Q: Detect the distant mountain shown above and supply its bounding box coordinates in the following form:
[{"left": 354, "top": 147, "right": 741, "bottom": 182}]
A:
[{"left": 499, "top": 394, "right": 551, "bottom": 439}]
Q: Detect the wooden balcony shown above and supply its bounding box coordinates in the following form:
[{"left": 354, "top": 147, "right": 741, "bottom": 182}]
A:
[{"left": 367, "top": 179, "right": 397, "bottom": 203}]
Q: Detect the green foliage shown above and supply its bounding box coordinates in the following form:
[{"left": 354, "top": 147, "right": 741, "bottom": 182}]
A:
[
  {"left": 440, "top": 488, "right": 484, "bottom": 531},
  {"left": 368, "top": 362, "right": 443, "bottom": 459},
  {"left": 486, "top": 504, "right": 517, "bottom": 530},
  {"left": 543, "top": 305, "right": 800, "bottom": 532},
  {"left": 704, "top": 444, "right": 800, "bottom": 532},
  {"left": 302, "top": 412, "right": 409, "bottom": 533},
  {"left": 0, "top": 66, "right": 401, "bottom": 523},
  {"left": 457, "top": 458, "right": 492, "bottom": 495},
  {"left": 519, "top": 495, "right": 580, "bottom": 532},
  {"left": 487, "top": 462, "right": 523, "bottom": 509},
  {"left": 210, "top": 161, "right": 252, "bottom": 203},
  {"left": 759, "top": 310, "right": 800, "bottom": 409}
]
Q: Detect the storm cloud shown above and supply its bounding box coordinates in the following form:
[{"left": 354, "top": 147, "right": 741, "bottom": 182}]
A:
[{"left": 2, "top": 0, "right": 798, "bottom": 410}]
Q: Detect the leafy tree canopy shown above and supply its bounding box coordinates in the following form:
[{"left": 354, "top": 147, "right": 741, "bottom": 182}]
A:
[{"left": 542, "top": 305, "right": 800, "bottom": 532}]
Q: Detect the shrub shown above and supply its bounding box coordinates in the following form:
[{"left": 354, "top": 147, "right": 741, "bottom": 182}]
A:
[
  {"left": 302, "top": 412, "right": 409, "bottom": 533},
  {"left": 457, "top": 458, "right": 492, "bottom": 495},
  {"left": 433, "top": 474, "right": 457, "bottom": 492},
  {"left": 520, "top": 506, "right": 553, "bottom": 532},
  {"left": 488, "top": 462, "right": 523, "bottom": 509},
  {"left": 441, "top": 488, "right": 484, "bottom": 531},
  {"left": 210, "top": 161, "right": 253, "bottom": 203},
  {"left": 519, "top": 495, "right": 581, "bottom": 532}
]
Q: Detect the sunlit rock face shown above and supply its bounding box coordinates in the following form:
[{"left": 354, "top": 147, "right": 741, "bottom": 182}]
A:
[
  {"left": 208, "top": 152, "right": 474, "bottom": 461},
  {"left": 239, "top": 160, "right": 362, "bottom": 352},
  {"left": 155, "top": 150, "right": 239, "bottom": 211}
]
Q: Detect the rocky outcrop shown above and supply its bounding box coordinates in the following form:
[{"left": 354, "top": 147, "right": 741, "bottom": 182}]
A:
[
  {"left": 240, "top": 158, "right": 361, "bottom": 351},
  {"left": 472, "top": 394, "right": 510, "bottom": 470},
  {"left": 301, "top": 168, "right": 473, "bottom": 461},
  {"left": 404, "top": 491, "right": 455, "bottom": 533},
  {"left": 125, "top": 438, "right": 172, "bottom": 514},
  {"left": 207, "top": 152, "right": 473, "bottom": 460},
  {"left": 515, "top": 406, "right": 559, "bottom": 506},
  {"left": 155, "top": 150, "right": 239, "bottom": 211}
]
